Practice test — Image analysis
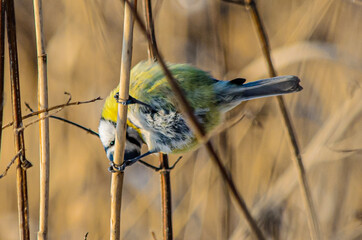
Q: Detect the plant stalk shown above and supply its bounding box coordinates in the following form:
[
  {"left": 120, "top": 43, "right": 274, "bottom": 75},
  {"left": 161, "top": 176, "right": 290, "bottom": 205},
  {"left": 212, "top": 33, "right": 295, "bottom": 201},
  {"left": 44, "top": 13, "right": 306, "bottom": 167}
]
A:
[
  {"left": 2, "top": 96, "right": 102, "bottom": 130},
  {"left": 110, "top": 0, "right": 136, "bottom": 239},
  {"left": 6, "top": 0, "right": 31, "bottom": 239},
  {"left": 244, "top": 0, "right": 321, "bottom": 239},
  {"left": 0, "top": 0, "right": 5, "bottom": 157},
  {"left": 159, "top": 154, "right": 173, "bottom": 240},
  {"left": 33, "top": 0, "right": 50, "bottom": 239},
  {"left": 143, "top": 0, "right": 158, "bottom": 62},
  {"left": 123, "top": 1, "right": 266, "bottom": 238},
  {"left": 142, "top": 0, "right": 173, "bottom": 239}
]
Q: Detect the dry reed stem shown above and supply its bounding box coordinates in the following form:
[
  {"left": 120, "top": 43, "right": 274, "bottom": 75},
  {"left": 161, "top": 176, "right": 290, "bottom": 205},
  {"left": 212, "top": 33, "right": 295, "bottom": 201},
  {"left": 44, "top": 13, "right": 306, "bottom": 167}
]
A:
[
  {"left": 2, "top": 96, "right": 102, "bottom": 129},
  {"left": 263, "top": 89, "right": 362, "bottom": 211},
  {"left": 241, "top": 1, "right": 321, "bottom": 239},
  {"left": 143, "top": 0, "right": 173, "bottom": 238},
  {"left": 230, "top": 90, "right": 362, "bottom": 239},
  {"left": 143, "top": 0, "right": 158, "bottom": 62},
  {"left": 33, "top": 0, "right": 50, "bottom": 238},
  {"left": 159, "top": 154, "right": 173, "bottom": 240},
  {"left": 23, "top": 101, "right": 99, "bottom": 137},
  {"left": 123, "top": 0, "right": 265, "bottom": 238},
  {"left": 18, "top": 98, "right": 70, "bottom": 132},
  {"left": 0, "top": 0, "right": 5, "bottom": 158},
  {"left": 110, "top": 0, "right": 136, "bottom": 239},
  {"left": 6, "top": 0, "right": 31, "bottom": 239}
]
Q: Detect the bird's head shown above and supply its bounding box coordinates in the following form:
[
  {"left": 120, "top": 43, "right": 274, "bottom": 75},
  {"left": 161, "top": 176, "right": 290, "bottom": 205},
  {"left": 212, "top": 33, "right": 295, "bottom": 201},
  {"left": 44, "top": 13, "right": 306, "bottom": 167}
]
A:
[
  {"left": 98, "top": 118, "right": 143, "bottom": 162},
  {"left": 99, "top": 87, "right": 143, "bottom": 162}
]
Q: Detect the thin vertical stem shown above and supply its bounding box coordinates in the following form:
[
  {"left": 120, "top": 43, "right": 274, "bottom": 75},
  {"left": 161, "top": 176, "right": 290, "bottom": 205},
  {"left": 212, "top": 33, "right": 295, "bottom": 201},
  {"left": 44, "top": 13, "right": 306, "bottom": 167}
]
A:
[
  {"left": 0, "top": 0, "right": 5, "bottom": 156},
  {"left": 123, "top": 1, "right": 266, "bottom": 238},
  {"left": 159, "top": 154, "right": 173, "bottom": 240},
  {"left": 33, "top": 0, "right": 50, "bottom": 239},
  {"left": 143, "top": 0, "right": 173, "bottom": 239},
  {"left": 6, "top": 0, "right": 31, "bottom": 239},
  {"left": 244, "top": 0, "right": 321, "bottom": 239},
  {"left": 110, "top": 0, "right": 136, "bottom": 239},
  {"left": 143, "top": 0, "right": 158, "bottom": 61}
]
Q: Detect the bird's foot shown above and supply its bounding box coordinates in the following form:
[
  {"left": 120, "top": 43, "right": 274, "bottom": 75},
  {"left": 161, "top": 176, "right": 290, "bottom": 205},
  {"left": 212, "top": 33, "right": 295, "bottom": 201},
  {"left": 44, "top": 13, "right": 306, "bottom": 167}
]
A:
[
  {"left": 114, "top": 93, "right": 157, "bottom": 112},
  {"left": 108, "top": 150, "right": 158, "bottom": 172},
  {"left": 108, "top": 162, "right": 124, "bottom": 173}
]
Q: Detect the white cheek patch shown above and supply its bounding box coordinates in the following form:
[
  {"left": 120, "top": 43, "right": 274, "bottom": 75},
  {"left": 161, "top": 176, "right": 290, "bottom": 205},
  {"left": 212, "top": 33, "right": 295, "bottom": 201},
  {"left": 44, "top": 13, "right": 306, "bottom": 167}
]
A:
[{"left": 99, "top": 120, "right": 116, "bottom": 148}]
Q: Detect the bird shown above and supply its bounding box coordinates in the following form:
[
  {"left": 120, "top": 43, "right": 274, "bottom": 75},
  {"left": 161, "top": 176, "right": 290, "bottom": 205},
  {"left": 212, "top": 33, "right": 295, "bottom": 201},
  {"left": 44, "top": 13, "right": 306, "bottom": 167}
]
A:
[{"left": 99, "top": 61, "right": 302, "bottom": 170}]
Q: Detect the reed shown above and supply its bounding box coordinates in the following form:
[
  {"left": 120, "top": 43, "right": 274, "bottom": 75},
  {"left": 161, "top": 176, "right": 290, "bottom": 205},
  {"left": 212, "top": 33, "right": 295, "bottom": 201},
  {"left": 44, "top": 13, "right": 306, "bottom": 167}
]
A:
[
  {"left": 110, "top": 0, "right": 136, "bottom": 239},
  {"left": 33, "top": 0, "right": 50, "bottom": 238},
  {"left": 143, "top": 0, "right": 173, "bottom": 238},
  {"left": 6, "top": 0, "right": 31, "bottom": 239},
  {"left": 0, "top": 0, "right": 5, "bottom": 158},
  {"left": 243, "top": 1, "right": 321, "bottom": 239},
  {"left": 0, "top": 1, "right": 360, "bottom": 239},
  {"left": 123, "top": 0, "right": 265, "bottom": 238}
]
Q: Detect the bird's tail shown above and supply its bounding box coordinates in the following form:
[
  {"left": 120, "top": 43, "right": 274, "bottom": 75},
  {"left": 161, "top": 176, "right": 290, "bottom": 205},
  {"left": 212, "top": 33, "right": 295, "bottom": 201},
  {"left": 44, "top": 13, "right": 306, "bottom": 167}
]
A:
[{"left": 216, "top": 75, "right": 302, "bottom": 113}]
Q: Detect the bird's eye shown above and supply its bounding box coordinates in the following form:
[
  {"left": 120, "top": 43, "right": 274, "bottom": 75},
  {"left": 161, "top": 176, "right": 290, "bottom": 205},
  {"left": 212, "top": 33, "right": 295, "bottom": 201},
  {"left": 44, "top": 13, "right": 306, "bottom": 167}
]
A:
[{"left": 110, "top": 140, "right": 115, "bottom": 146}]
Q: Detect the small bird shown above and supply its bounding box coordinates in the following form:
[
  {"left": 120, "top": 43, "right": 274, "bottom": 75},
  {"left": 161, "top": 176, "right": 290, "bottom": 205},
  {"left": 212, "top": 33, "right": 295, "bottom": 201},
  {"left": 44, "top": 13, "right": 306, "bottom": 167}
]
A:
[{"left": 99, "top": 61, "right": 302, "bottom": 170}]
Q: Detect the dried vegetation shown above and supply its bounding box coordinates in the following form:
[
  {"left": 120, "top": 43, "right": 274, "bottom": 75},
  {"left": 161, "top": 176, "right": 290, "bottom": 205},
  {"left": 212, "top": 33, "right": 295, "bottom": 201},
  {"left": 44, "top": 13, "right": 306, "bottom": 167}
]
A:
[{"left": 0, "top": 0, "right": 361, "bottom": 239}]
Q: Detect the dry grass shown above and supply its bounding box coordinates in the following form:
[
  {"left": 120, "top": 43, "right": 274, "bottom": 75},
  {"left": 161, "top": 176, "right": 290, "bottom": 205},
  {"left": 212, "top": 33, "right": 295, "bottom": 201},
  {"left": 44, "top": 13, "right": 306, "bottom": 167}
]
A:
[{"left": 0, "top": 0, "right": 361, "bottom": 239}]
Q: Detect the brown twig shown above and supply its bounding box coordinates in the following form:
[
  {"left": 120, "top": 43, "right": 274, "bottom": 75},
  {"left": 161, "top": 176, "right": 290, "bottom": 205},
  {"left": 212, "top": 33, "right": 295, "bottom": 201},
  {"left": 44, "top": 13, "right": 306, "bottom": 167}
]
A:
[
  {"left": 0, "top": 150, "right": 22, "bottom": 179},
  {"left": 159, "top": 154, "right": 173, "bottom": 240},
  {"left": 2, "top": 96, "right": 102, "bottom": 129},
  {"left": 143, "top": 0, "right": 158, "bottom": 62},
  {"left": 0, "top": 0, "right": 5, "bottom": 160},
  {"left": 151, "top": 231, "right": 158, "bottom": 240},
  {"left": 143, "top": 0, "right": 173, "bottom": 239},
  {"left": 24, "top": 104, "right": 170, "bottom": 173},
  {"left": 25, "top": 103, "right": 99, "bottom": 137},
  {"left": 110, "top": 0, "right": 136, "bottom": 239},
  {"left": 225, "top": 0, "right": 321, "bottom": 239},
  {"left": 17, "top": 97, "right": 71, "bottom": 132},
  {"left": 122, "top": 0, "right": 266, "bottom": 238},
  {"left": 6, "top": 0, "right": 31, "bottom": 239}
]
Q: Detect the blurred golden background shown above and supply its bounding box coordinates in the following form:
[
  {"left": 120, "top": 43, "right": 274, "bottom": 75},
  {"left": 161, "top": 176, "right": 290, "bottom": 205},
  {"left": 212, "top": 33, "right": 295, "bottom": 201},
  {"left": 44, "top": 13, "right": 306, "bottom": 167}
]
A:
[{"left": 0, "top": 0, "right": 361, "bottom": 239}]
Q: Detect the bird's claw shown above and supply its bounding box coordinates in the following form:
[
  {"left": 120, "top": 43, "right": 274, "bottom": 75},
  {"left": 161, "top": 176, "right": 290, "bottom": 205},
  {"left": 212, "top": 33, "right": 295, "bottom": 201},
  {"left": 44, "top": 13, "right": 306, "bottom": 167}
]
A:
[
  {"left": 114, "top": 93, "right": 133, "bottom": 105},
  {"left": 108, "top": 159, "right": 137, "bottom": 172},
  {"left": 108, "top": 161, "right": 125, "bottom": 173},
  {"left": 114, "top": 93, "right": 157, "bottom": 112}
]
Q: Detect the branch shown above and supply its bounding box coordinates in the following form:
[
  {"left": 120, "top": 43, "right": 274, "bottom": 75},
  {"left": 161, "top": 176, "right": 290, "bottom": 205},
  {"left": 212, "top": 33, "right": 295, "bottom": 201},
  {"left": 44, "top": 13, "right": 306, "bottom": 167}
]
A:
[
  {"left": 2, "top": 96, "right": 102, "bottom": 130},
  {"left": 122, "top": 0, "right": 266, "bottom": 238},
  {"left": 109, "top": 0, "right": 136, "bottom": 239},
  {"left": 142, "top": 0, "right": 173, "bottom": 239},
  {"left": 24, "top": 102, "right": 99, "bottom": 137},
  {"left": 151, "top": 231, "right": 158, "bottom": 240},
  {"left": 239, "top": 1, "right": 321, "bottom": 239},
  {"left": 32, "top": 0, "right": 50, "bottom": 236},
  {"left": 0, "top": 0, "right": 5, "bottom": 161},
  {"left": 16, "top": 94, "right": 71, "bottom": 132},
  {"left": 6, "top": 0, "right": 31, "bottom": 238},
  {"left": 0, "top": 149, "right": 22, "bottom": 179}
]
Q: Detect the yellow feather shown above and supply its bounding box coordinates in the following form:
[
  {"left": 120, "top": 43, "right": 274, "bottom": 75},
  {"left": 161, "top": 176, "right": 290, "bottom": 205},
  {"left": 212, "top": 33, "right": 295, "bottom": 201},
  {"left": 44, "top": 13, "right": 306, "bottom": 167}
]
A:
[
  {"left": 101, "top": 87, "right": 119, "bottom": 123},
  {"left": 101, "top": 86, "right": 143, "bottom": 139}
]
